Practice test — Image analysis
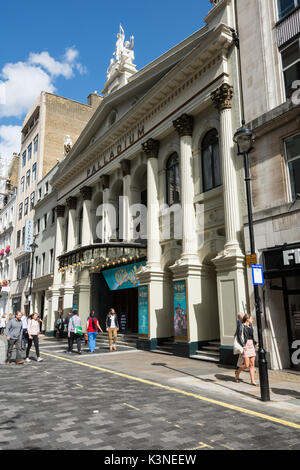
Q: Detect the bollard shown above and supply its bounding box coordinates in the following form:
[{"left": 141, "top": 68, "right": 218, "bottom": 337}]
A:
[{"left": 0, "top": 336, "right": 7, "bottom": 364}]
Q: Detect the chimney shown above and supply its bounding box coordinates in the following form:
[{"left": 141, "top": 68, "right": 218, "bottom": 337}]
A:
[{"left": 87, "top": 92, "right": 103, "bottom": 108}]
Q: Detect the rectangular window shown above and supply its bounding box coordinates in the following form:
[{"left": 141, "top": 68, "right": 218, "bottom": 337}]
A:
[
  {"left": 33, "top": 134, "right": 38, "bottom": 152},
  {"left": 16, "top": 230, "right": 21, "bottom": 248},
  {"left": 285, "top": 133, "right": 300, "bottom": 200},
  {"left": 26, "top": 169, "right": 30, "bottom": 188},
  {"left": 32, "top": 163, "right": 37, "bottom": 182},
  {"left": 278, "top": 0, "right": 299, "bottom": 19},
  {"left": 30, "top": 192, "right": 35, "bottom": 210},
  {"left": 28, "top": 143, "right": 32, "bottom": 161},
  {"left": 51, "top": 207, "right": 56, "bottom": 224},
  {"left": 37, "top": 218, "right": 40, "bottom": 234},
  {"left": 38, "top": 188, "right": 42, "bottom": 200},
  {"left": 22, "top": 226, "right": 25, "bottom": 245},
  {"left": 35, "top": 256, "right": 38, "bottom": 279},
  {"left": 42, "top": 253, "right": 46, "bottom": 276},
  {"left": 281, "top": 39, "right": 300, "bottom": 99},
  {"left": 17, "top": 255, "right": 30, "bottom": 280},
  {"left": 45, "top": 181, "right": 49, "bottom": 194},
  {"left": 24, "top": 197, "right": 29, "bottom": 216},
  {"left": 49, "top": 249, "right": 54, "bottom": 273},
  {"left": 18, "top": 203, "right": 23, "bottom": 220},
  {"left": 21, "top": 176, "right": 25, "bottom": 193},
  {"left": 22, "top": 151, "right": 26, "bottom": 167},
  {"left": 44, "top": 213, "right": 47, "bottom": 230}
]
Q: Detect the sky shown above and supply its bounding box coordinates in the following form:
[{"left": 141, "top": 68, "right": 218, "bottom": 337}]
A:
[{"left": 0, "top": 0, "right": 211, "bottom": 162}]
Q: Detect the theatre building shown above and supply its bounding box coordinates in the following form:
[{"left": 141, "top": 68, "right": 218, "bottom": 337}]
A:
[{"left": 51, "top": 1, "right": 250, "bottom": 363}]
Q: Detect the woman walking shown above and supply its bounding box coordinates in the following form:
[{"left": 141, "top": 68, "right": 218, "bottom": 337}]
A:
[
  {"left": 25, "top": 313, "right": 43, "bottom": 363},
  {"left": 106, "top": 308, "right": 119, "bottom": 351},
  {"left": 86, "top": 311, "right": 103, "bottom": 353},
  {"left": 235, "top": 314, "right": 258, "bottom": 386}
]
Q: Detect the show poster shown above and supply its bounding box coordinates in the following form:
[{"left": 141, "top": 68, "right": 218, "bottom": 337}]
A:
[
  {"left": 103, "top": 261, "right": 146, "bottom": 291},
  {"left": 174, "top": 281, "right": 188, "bottom": 339},
  {"left": 138, "top": 285, "right": 148, "bottom": 336}
]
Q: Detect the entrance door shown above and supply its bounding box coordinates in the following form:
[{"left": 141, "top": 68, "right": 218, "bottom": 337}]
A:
[
  {"left": 284, "top": 276, "right": 300, "bottom": 369},
  {"left": 113, "top": 288, "right": 138, "bottom": 333}
]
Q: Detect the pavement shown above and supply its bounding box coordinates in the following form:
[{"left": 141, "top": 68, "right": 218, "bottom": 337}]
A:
[{"left": 0, "top": 334, "right": 299, "bottom": 450}]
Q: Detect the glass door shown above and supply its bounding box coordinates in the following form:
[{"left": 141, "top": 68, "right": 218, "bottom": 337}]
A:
[{"left": 286, "top": 276, "right": 300, "bottom": 369}]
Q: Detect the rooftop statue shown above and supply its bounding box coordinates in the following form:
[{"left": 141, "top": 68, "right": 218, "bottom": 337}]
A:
[
  {"left": 107, "top": 25, "right": 135, "bottom": 80},
  {"left": 63, "top": 135, "right": 73, "bottom": 157}
]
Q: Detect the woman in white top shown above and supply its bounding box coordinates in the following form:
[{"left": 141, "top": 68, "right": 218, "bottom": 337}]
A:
[
  {"left": 0, "top": 315, "right": 6, "bottom": 335},
  {"left": 105, "top": 308, "right": 119, "bottom": 351},
  {"left": 25, "top": 313, "right": 43, "bottom": 363}
]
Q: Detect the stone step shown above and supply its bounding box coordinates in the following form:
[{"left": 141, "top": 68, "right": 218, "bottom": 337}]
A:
[
  {"left": 196, "top": 349, "right": 220, "bottom": 357},
  {"left": 208, "top": 341, "right": 221, "bottom": 347},
  {"left": 201, "top": 345, "right": 220, "bottom": 352},
  {"left": 190, "top": 354, "right": 219, "bottom": 363}
]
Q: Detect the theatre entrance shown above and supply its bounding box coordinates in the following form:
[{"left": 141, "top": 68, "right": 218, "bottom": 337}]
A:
[{"left": 112, "top": 288, "right": 138, "bottom": 333}]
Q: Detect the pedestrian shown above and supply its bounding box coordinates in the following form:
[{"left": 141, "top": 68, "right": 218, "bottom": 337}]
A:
[
  {"left": 21, "top": 312, "right": 28, "bottom": 350},
  {"left": 64, "top": 310, "right": 73, "bottom": 352},
  {"left": 25, "top": 313, "right": 43, "bottom": 363},
  {"left": 56, "top": 312, "right": 65, "bottom": 341},
  {"left": 68, "top": 310, "right": 82, "bottom": 354},
  {"left": 235, "top": 314, "right": 258, "bottom": 386},
  {"left": 0, "top": 315, "right": 6, "bottom": 335},
  {"left": 106, "top": 308, "right": 119, "bottom": 352},
  {"left": 6, "top": 311, "right": 24, "bottom": 365},
  {"left": 86, "top": 311, "right": 103, "bottom": 353},
  {"left": 235, "top": 313, "right": 245, "bottom": 370}
]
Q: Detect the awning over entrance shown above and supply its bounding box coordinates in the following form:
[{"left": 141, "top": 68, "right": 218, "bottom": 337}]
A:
[{"left": 58, "top": 242, "right": 147, "bottom": 274}]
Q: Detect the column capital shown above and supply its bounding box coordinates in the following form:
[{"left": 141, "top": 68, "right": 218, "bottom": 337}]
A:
[
  {"left": 211, "top": 83, "right": 234, "bottom": 111},
  {"left": 173, "top": 114, "right": 194, "bottom": 137},
  {"left": 66, "top": 197, "right": 77, "bottom": 211},
  {"left": 142, "top": 138, "right": 160, "bottom": 159},
  {"left": 121, "top": 159, "right": 131, "bottom": 176},
  {"left": 56, "top": 205, "right": 65, "bottom": 218},
  {"left": 100, "top": 174, "right": 110, "bottom": 190},
  {"left": 80, "top": 186, "right": 93, "bottom": 201}
]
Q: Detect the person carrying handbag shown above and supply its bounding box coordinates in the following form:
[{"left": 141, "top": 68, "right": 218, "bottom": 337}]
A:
[
  {"left": 235, "top": 314, "right": 258, "bottom": 386},
  {"left": 67, "top": 310, "right": 82, "bottom": 355},
  {"left": 86, "top": 311, "right": 103, "bottom": 353}
]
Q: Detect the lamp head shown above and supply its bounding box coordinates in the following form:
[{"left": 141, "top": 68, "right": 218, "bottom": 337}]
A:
[{"left": 233, "top": 120, "right": 255, "bottom": 154}]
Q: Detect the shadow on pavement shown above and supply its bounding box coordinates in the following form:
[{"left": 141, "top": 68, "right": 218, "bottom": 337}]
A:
[{"left": 270, "top": 388, "right": 300, "bottom": 399}]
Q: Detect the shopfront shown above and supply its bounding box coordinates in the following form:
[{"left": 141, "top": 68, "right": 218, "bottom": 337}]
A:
[{"left": 263, "top": 242, "right": 300, "bottom": 370}]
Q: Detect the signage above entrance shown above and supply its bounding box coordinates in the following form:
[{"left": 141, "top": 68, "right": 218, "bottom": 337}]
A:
[
  {"left": 263, "top": 242, "right": 300, "bottom": 277},
  {"left": 102, "top": 261, "right": 146, "bottom": 291}
]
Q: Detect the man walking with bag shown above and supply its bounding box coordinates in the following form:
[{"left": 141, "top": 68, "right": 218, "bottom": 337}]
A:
[
  {"left": 6, "top": 311, "right": 24, "bottom": 365},
  {"left": 67, "top": 310, "right": 82, "bottom": 355}
]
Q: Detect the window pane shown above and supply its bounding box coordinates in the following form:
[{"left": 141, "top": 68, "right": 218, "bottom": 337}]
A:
[
  {"left": 288, "top": 159, "right": 300, "bottom": 199},
  {"left": 278, "top": 0, "right": 296, "bottom": 18},
  {"left": 286, "top": 133, "right": 300, "bottom": 160},
  {"left": 202, "top": 147, "right": 213, "bottom": 192},
  {"left": 282, "top": 41, "right": 300, "bottom": 69},
  {"left": 284, "top": 61, "right": 300, "bottom": 98}
]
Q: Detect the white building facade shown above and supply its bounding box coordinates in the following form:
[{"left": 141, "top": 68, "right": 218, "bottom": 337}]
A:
[{"left": 49, "top": 2, "right": 251, "bottom": 365}]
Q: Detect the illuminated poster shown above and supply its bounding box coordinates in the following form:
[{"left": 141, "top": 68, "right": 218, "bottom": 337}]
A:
[
  {"left": 174, "top": 281, "right": 188, "bottom": 340},
  {"left": 138, "top": 285, "right": 148, "bottom": 336},
  {"left": 102, "top": 261, "right": 146, "bottom": 291}
]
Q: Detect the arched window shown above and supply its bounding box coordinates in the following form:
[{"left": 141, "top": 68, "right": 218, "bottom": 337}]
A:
[
  {"left": 166, "top": 153, "right": 180, "bottom": 205},
  {"left": 201, "top": 129, "right": 221, "bottom": 193},
  {"left": 78, "top": 208, "right": 83, "bottom": 245}
]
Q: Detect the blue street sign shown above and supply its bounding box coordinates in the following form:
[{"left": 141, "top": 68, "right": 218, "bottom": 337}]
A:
[{"left": 251, "top": 264, "right": 264, "bottom": 286}]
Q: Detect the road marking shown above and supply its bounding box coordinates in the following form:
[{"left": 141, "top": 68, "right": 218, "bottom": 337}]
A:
[
  {"left": 39, "top": 351, "right": 300, "bottom": 430},
  {"left": 187, "top": 442, "right": 213, "bottom": 450},
  {"left": 123, "top": 403, "right": 140, "bottom": 411}
]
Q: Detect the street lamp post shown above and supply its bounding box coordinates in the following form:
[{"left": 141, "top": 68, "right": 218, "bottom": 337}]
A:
[
  {"left": 28, "top": 240, "right": 38, "bottom": 316},
  {"left": 233, "top": 120, "right": 270, "bottom": 402}
]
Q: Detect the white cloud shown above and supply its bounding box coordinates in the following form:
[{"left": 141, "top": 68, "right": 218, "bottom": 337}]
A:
[
  {"left": 0, "top": 47, "right": 86, "bottom": 119},
  {"left": 0, "top": 125, "right": 21, "bottom": 160}
]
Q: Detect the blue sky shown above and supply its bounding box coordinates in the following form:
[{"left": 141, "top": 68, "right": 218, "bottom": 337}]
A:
[{"left": 0, "top": 0, "right": 210, "bottom": 160}]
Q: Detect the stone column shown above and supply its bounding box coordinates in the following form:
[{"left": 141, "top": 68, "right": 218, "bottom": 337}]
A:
[
  {"left": 173, "top": 114, "right": 198, "bottom": 263},
  {"left": 211, "top": 83, "right": 241, "bottom": 255},
  {"left": 211, "top": 83, "right": 247, "bottom": 364},
  {"left": 80, "top": 186, "right": 93, "bottom": 246},
  {"left": 100, "top": 175, "right": 110, "bottom": 243},
  {"left": 120, "top": 160, "right": 132, "bottom": 242},
  {"left": 142, "top": 138, "right": 161, "bottom": 269},
  {"left": 66, "top": 197, "right": 77, "bottom": 251}
]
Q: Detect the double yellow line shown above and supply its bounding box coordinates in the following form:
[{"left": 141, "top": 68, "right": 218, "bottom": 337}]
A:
[{"left": 40, "top": 351, "right": 300, "bottom": 430}]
